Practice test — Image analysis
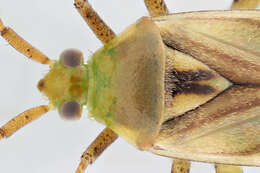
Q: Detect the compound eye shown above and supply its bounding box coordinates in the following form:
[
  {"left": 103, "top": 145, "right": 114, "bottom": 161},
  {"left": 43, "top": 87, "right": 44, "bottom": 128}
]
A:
[
  {"left": 60, "top": 49, "right": 83, "bottom": 67},
  {"left": 59, "top": 101, "right": 81, "bottom": 120}
]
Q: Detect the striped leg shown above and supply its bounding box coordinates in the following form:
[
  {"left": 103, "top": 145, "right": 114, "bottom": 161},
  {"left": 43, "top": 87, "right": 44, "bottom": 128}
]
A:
[
  {"left": 75, "top": 128, "right": 118, "bottom": 173},
  {"left": 0, "top": 105, "right": 50, "bottom": 140},
  {"left": 0, "top": 19, "right": 51, "bottom": 65},
  {"left": 171, "top": 159, "right": 190, "bottom": 173},
  {"left": 215, "top": 164, "right": 243, "bottom": 173},
  {"left": 144, "top": 0, "right": 169, "bottom": 17},
  {"left": 74, "top": 0, "right": 115, "bottom": 44},
  {"left": 231, "top": 0, "right": 260, "bottom": 9}
]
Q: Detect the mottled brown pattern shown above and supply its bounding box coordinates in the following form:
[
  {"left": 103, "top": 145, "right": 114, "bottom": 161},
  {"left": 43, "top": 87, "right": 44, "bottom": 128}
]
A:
[
  {"left": 0, "top": 19, "right": 51, "bottom": 65},
  {"left": 165, "top": 49, "right": 177, "bottom": 107},
  {"left": 164, "top": 46, "right": 217, "bottom": 108},
  {"left": 76, "top": 128, "right": 118, "bottom": 173},
  {"left": 0, "top": 105, "right": 50, "bottom": 139},
  {"left": 166, "top": 69, "right": 215, "bottom": 97},
  {"left": 173, "top": 70, "right": 215, "bottom": 82},
  {"left": 171, "top": 159, "right": 190, "bottom": 173},
  {"left": 144, "top": 0, "right": 169, "bottom": 17},
  {"left": 74, "top": 0, "right": 115, "bottom": 44}
]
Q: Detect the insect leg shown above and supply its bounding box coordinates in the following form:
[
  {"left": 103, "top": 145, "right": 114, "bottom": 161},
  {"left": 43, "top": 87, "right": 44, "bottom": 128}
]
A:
[
  {"left": 231, "top": 0, "right": 260, "bottom": 9},
  {"left": 0, "top": 19, "right": 51, "bottom": 65},
  {"left": 0, "top": 105, "right": 50, "bottom": 140},
  {"left": 171, "top": 159, "right": 190, "bottom": 173},
  {"left": 75, "top": 128, "right": 118, "bottom": 173},
  {"left": 215, "top": 164, "right": 243, "bottom": 173},
  {"left": 74, "top": 0, "right": 115, "bottom": 44},
  {"left": 144, "top": 0, "right": 169, "bottom": 17}
]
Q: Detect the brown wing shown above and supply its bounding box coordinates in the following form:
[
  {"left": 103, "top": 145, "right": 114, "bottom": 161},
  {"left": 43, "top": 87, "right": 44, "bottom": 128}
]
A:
[
  {"left": 150, "top": 10, "right": 260, "bottom": 166},
  {"left": 153, "top": 10, "right": 260, "bottom": 84},
  {"left": 150, "top": 86, "right": 260, "bottom": 166}
]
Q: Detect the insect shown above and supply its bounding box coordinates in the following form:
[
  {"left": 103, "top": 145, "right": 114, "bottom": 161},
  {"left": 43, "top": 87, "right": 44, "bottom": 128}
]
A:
[{"left": 0, "top": 0, "right": 259, "bottom": 173}]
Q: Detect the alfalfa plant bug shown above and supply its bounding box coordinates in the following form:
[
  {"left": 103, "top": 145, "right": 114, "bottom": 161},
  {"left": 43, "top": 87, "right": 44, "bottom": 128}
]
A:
[{"left": 0, "top": 0, "right": 257, "bottom": 173}]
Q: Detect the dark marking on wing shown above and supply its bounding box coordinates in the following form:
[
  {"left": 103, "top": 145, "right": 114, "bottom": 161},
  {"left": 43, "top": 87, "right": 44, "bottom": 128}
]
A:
[
  {"left": 179, "top": 83, "right": 215, "bottom": 95},
  {"left": 165, "top": 69, "right": 216, "bottom": 98},
  {"left": 172, "top": 70, "right": 215, "bottom": 82}
]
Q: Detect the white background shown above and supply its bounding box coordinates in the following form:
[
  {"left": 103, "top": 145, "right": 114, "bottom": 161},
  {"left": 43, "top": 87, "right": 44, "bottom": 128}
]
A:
[{"left": 0, "top": 0, "right": 258, "bottom": 173}]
